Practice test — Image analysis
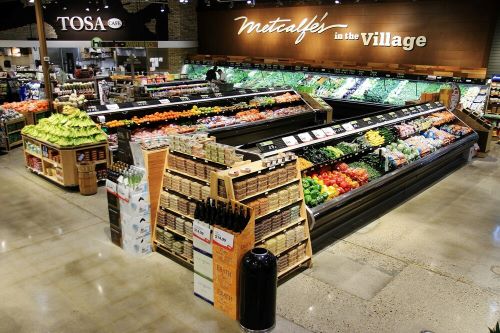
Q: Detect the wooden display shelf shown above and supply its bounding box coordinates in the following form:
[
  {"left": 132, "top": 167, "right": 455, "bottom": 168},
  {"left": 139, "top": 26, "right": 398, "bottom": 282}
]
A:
[
  {"left": 274, "top": 237, "right": 308, "bottom": 258},
  {"left": 22, "top": 135, "right": 110, "bottom": 187},
  {"left": 163, "top": 225, "right": 193, "bottom": 241},
  {"left": 165, "top": 168, "right": 210, "bottom": 186},
  {"left": 255, "top": 199, "right": 304, "bottom": 220},
  {"left": 154, "top": 240, "right": 194, "bottom": 266},
  {"left": 163, "top": 186, "right": 203, "bottom": 203},
  {"left": 256, "top": 217, "right": 306, "bottom": 244},
  {"left": 239, "top": 178, "right": 300, "bottom": 201},
  {"left": 278, "top": 256, "right": 311, "bottom": 278},
  {"left": 160, "top": 205, "right": 194, "bottom": 221}
]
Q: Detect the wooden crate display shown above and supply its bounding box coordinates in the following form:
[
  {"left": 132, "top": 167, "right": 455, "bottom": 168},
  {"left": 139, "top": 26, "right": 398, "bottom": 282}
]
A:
[
  {"left": 211, "top": 200, "right": 255, "bottom": 320},
  {"left": 22, "top": 135, "right": 110, "bottom": 187},
  {"left": 211, "top": 157, "right": 313, "bottom": 281},
  {"left": 0, "top": 117, "right": 26, "bottom": 151}
]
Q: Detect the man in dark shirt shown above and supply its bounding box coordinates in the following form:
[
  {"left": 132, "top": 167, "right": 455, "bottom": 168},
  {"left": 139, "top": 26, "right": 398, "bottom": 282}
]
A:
[{"left": 205, "top": 66, "right": 218, "bottom": 81}]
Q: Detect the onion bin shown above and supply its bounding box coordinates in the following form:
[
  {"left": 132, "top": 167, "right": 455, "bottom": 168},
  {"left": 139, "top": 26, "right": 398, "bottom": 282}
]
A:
[{"left": 239, "top": 248, "right": 277, "bottom": 332}]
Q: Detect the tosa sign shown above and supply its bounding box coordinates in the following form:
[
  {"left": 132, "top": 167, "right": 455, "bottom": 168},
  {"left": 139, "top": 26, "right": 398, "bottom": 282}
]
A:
[{"left": 56, "top": 16, "right": 123, "bottom": 31}]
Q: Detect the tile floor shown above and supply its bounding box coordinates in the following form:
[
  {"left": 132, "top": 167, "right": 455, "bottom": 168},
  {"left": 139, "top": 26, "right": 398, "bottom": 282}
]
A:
[{"left": 0, "top": 144, "right": 499, "bottom": 333}]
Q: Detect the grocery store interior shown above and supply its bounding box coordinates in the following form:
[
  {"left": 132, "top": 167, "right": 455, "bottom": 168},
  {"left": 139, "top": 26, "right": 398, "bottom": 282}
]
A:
[{"left": 0, "top": 0, "right": 499, "bottom": 332}]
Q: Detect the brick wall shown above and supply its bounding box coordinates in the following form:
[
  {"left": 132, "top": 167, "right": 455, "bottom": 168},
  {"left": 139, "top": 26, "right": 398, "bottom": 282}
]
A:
[
  {"left": 168, "top": 1, "right": 197, "bottom": 41},
  {"left": 167, "top": 48, "right": 198, "bottom": 73},
  {"left": 165, "top": 1, "right": 197, "bottom": 73}
]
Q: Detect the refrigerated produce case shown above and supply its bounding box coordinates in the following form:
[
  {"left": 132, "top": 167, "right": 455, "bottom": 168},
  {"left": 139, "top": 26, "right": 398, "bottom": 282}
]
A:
[
  {"left": 183, "top": 63, "right": 488, "bottom": 115},
  {"left": 87, "top": 88, "right": 325, "bottom": 147},
  {"left": 237, "top": 102, "right": 478, "bottom": 244}
]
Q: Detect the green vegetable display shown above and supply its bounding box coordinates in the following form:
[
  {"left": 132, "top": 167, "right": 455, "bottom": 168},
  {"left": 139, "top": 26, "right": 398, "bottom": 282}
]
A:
[
  {"left": 302, "top": 176, "right": 328, "bottom": 207},
  {"left": 349, "top": 162, "right": 383, "bottom": 181},
  {"left": 22, "top": 106, "right": 107, "bottom": 147}
]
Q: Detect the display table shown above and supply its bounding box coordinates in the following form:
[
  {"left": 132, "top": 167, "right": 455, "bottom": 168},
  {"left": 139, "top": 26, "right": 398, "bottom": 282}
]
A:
[{"left": 22, "top": 135, "right": 109, "bottom": 186}]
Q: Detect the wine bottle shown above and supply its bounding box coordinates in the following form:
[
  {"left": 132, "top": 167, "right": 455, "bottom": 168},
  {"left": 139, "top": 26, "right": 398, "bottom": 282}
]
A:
[
  {"left": 226, "top": 204, "right": 234, "bottom": 231},
  {"left": 194, "top": 201, "right": 201, "bottom": 222}
]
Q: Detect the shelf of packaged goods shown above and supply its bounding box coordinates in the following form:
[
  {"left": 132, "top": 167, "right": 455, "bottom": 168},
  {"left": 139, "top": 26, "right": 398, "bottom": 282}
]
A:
[
  {"left": 240, "top": 178, "right": 300, "bottom": 202},
  {"left": 25, "top": 150, "right": 42, "bottom": 159},
  {"left": 154, "top": 240, "right": 194, "bottom": 265},
  {"left": 41, "top": 172, "right": 64, "bottom": 186},
  {"left": 224, "top": 159, "right": 296, "bottom": 181},
  {"left": 163, "top": 225, "right": 193, "bottom": 241},
  {"left": 165, "top": 169, "right": 210, "bottom": 186},
  {"left": 168, "top": 150, "right": 232, "bottom": 169},
  {"left": 26, "top": 166, "right": 43, "bottom": 175},
  {"left": 76, "top": 159, "right": 108, "bottom": 165},
  {"left": 162, "top": 187, "right": 203, "bottom": 203},
  {"left": 42, "top": 157, "right": 62, "bottom": 168},
  {"left": 278, "top": 256, "right": 311, "bottom": 278},
  {"left": 160, "top": 206, "right": 194, "bottom": 221},
  {"left": 255, "top": 199, "right": 303, "bottom": 221},
  {"left": 255, "top": 217, "right": 306, "bottom": 244},
  {"left": 274, "top": 237, "right": 309, "bottom": 258}
]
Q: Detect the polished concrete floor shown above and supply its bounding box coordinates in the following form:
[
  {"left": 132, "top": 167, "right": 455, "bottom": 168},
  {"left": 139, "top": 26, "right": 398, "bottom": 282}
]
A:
[{"left": 0, "top": 144, "right": 499, "bottom": 333}]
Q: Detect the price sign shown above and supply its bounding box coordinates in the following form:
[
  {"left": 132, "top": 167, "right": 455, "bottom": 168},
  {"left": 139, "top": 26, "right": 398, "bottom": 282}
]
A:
[
  {"left": 134, "top": 101, "right": 148, "bottom": 107},
  {"left": 376, "top": 115, "right": 387, "bottom": 122},
  {"left": 401, "top": 109, "right": 411, "bottom": 116},
  {"left": 342, "top": 123, "right": 355, "bottom": 131},
  {"left": 322, "top": 127, "right": 335, "bottom": 136},
  {"left": 213, "top": 228, "right": 234, "bottom": 250},
  {"left": 106, "top": 104, "right": 120, "bottom": 111},
  {"left": 238, "top": 90, "right": 247, "bottom": 94},
  {"left": 312, "top": 129, "right": 326, "bottom": 139},
  {"left": 388, "top": 112, "right": 398, "bottom": 119},
  {"left": 363, "top": 117, "right": 375, "bottom": 125},
  {"left": 214, "top": 92, "right": 223, "bottom": 97},
  {"left": 349, "top": 121, "right": 360, "bottom": 129},
  {"left": 283, "top": 136, "right": 299, "bottom": 146},
  {"left": 332, "top": 125, "right": 345, "bottom": 134},
  {"left": 159, "top": 99, "right": 171, "bottom": 104},
  {"left": 298, "top": 132, "right": 313, "bottom": 142},
  {"left": 200, "top": 95, "right": 210, "bottom": 99},
  {"left": 268, "top": 87, "right": 275, "bottom": 91},
  {"left": 180, "top": 96, "right": 190, "bottom": 101}
]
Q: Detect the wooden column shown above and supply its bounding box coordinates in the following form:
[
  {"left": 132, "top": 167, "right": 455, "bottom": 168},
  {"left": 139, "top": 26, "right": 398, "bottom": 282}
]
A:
[{"left": 33, "top": 0, "right": 53, "bottom": 105}]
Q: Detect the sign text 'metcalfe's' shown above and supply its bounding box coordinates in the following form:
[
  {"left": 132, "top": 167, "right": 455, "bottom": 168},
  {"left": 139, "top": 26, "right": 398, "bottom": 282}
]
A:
[{"left": 235, "top": 12, "right": 427, "bottom": 51}]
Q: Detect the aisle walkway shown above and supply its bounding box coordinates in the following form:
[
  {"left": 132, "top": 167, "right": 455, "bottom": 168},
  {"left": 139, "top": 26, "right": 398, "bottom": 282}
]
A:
[{"left": 0, "top": 145, "right": 499, "bottom": 333}]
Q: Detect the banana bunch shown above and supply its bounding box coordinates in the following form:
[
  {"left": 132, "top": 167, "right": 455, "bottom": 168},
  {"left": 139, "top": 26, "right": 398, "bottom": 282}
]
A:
[{"left": 365, "top": 130, "right": 385, "bottom": 147}]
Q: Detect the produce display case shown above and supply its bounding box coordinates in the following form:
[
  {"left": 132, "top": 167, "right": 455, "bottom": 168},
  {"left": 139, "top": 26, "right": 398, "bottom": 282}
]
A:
[
  {"left": 142, "top": 79, "right": 216, "bottom": 99},
  {"left": 86, "top": 88, "right": 323, "bottom": 146},
  {"left": 238, "top": 102, "right": 478, "bottom": 243},
  {"left": 184, "top": 63, "right": 488, "bottom": 114},
  {"left": 0, "top": 116, "right": 26, "bottom": 151}
]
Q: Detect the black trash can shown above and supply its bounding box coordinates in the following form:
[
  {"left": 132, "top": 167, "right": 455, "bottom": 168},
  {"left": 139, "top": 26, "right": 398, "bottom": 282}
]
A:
[{"left": 239, "top": 247, "right": 277, "bottom": 332}]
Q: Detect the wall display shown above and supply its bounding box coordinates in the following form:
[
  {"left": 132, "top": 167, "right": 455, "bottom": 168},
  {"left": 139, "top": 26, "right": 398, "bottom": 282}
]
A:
[
  {"left": 184, "top": 64, "right": 488, "bottom": 112},
  {"left": 198, "top": 0, "right": 498, "bottom": 69},
  {"left": 0, "top": 0, "right": 168, "bottom": 41}
]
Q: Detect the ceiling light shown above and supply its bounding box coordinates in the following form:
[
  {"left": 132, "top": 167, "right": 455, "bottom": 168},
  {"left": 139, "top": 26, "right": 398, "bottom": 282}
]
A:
[
  {"left": 85, "top": 7, "right": 90, "bottom": 11},
  {"left": 29, "top": 0, "right": 34, "bottom": 3},
  {"left": 229, "top": 1, "right": 233, "bottom": 8},
  {"left": 335, "top": 0, "right": 340, "bottom": 3},
  {"left": 103, "top": 0, "right": 109, "bottom": 8},
  {"left": 161, "top": 4, "right": 165, "bottom": 12}
]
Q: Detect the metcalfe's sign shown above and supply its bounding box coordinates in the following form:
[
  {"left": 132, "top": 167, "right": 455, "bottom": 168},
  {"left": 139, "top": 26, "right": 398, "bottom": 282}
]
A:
[
  {"left": 0, "top": 0, "right": 168, "bottom": 41},
  {"left": 198, "top": 0, "right": 498, "bottom": 68}
]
